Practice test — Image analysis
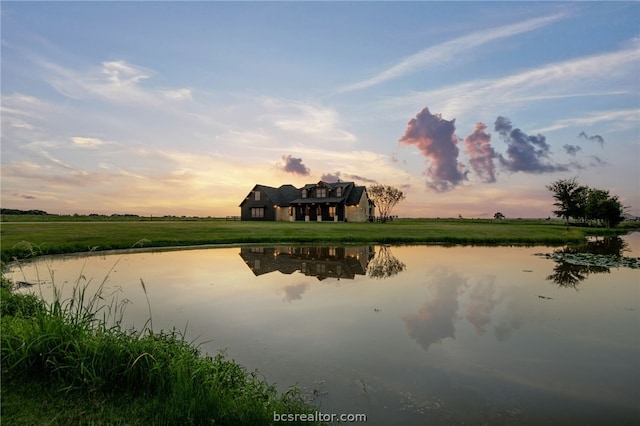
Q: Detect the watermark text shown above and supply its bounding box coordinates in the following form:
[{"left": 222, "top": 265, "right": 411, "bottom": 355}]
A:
[{"left": 274, "top": 411, "right": 367, "bottom": 423}]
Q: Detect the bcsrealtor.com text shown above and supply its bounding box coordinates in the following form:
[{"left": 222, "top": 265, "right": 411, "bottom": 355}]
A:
[{"left": 274, "top": 411, "right": 367, "bottom": 423}]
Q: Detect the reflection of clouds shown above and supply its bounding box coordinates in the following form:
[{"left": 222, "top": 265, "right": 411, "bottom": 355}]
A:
[
  {"left": 282, "top": 282, "right": 309, "bottom": 303},
  {"left": 494, "top": 316, "right": 526, "bottom": 341},
  {"left": 404, "top": 270, "right": 514, "bottom": 350},
  {"left": 463, "top": 276, "right": 502, "bottom": 335},
  {"left": 493, "top": 292, "right": 528, "bottom": 341},
  {"left": 402, "top": 268, "right": 466, "bottom": 351}
]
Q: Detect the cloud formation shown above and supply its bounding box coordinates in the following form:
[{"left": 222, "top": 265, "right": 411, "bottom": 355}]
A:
[
  {"left": 379, "top": 44, "right": 639, "bottom": 123},
  {"left": 320, "top": 171, "right": 377, "bottom": 184},
  {"left": 399, "top": 107, "right": 467, "bottom": 191},
  {"left": 402, "top": 268, "right": 466, "bottom": 352},
  {"left": 320, "top": 172, "right": 341, "bottom": 183},
  {"left": 463, "top": 123, "right": 497, "bottom": 183},
  {"left": 280, "top": 155, "right": 310, "bottom": 176},
  {"left": 494, "top": 116, "right": 568, "bottom": 173},
  {"left": 578, "top": 131, "right": 604, "bottom": 146},
  {"left": 463, "top": 276, "right": 502, "bottom": 335},
  {"left": 282, "top": 282, "right": 309, "bottom": 303},
  {"left": 589, "top": 155, "right": 610, "bottom": 167},
  {"left": 12, "top": 193, "right": 36, "bottom": 200},
  {"left": 71, "top": 137, "right": 106, "bottom": 148},
  {"left": 563, "top": 144, "right": 582, "bottom": 156}
]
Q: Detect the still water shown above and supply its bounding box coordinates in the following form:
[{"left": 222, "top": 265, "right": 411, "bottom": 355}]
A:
[{"left": 9, "top": 234, "right": 640, "bottom": 425}]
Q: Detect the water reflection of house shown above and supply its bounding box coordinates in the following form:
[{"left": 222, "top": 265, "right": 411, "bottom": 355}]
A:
[{"left": 239, "top": 246, "right": 374, "bottom": 280}]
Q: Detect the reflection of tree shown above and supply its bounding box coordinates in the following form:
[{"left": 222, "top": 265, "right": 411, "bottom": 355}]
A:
[
  {"left": 546, "top": 237, "right": 625, "bottom": 289},
  {"left": 367, "top": 245, "right": 406, "bottom": 279},
  {"left": 547, "top": 260, "right": 609, "bottom": 289}
]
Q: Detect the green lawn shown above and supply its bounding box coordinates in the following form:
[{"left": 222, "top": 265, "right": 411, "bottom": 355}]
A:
[{"left": 2, "top": 217, "right": 635, "bottom": 262}]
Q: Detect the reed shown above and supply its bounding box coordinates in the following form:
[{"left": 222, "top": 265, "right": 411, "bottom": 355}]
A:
[{"left": 0, "top": 267, "right": 319, "bottom": 425}]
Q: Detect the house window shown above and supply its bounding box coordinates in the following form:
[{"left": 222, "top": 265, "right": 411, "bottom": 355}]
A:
[
  {"left": 254, "top": 191, "right": 261, "bottom": 201},
  {"left": 301, "top": 189, "right": 307, "bottom": 198},
  {"left": 251, "top": 207, "right": 264, "bottom": 218},
  {"left": 288, "top": 206, "right": 293, "bottom": 216},
  {"left": 317, "top": 188, "right": 326, "bottom": 198},
  {"left": 329, "top": 206, "right": 336, "bottom": 217},
  {"left": 336, "top": 187, "right": 342, "bottom": 197}
]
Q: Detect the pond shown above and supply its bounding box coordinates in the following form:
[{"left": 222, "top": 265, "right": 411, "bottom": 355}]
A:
[{"left": 8, "top": 234, "right": 640, "bottom": 425}]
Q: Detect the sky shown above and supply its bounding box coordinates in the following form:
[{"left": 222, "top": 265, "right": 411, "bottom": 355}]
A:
[{"left": 1, "top": 1, "right": 639, "bottom": 218}]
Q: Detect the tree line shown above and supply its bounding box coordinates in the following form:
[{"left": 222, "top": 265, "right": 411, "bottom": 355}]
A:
[
  {"left": 0, "top": 209, "right": 49, "bottom": 215},
  {"left": 546, "top": 178, "right": 625, "bottom": 227}
]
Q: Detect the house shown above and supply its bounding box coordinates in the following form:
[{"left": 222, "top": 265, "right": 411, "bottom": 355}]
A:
[{"left": 239, "top": 181, "right": 375, "bottom": 222}]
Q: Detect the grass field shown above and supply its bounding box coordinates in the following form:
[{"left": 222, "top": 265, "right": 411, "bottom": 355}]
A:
[{"left": 2, "top": 216, "right": 636, "bottom": 262}]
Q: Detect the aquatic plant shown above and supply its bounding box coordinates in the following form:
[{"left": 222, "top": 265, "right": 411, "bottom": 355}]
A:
[{"left": 540, "top": 252, "right": 640, "bottom": 269}]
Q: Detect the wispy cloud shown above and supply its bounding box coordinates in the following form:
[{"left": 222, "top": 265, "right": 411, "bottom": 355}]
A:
[
  {"left": 161, "top": 88, "right": 193, "bottom": 101},
  {"left": 71, "top": 137, "right": 106, "bottom": 148},
  {"left": 379, "top": 42, "right": 640, "bottom": 121},
  {"left": 337, "top": 13, "right": 567, "bottom": 94},
  {"left": 37, "top": 59, "right": 197, "bottom": 110},
  {"left": 534, "top": 109, "right": 639, "bottom": 133},
  {"left": 265, "top": 98, "right": 357, "bottom": 142}
]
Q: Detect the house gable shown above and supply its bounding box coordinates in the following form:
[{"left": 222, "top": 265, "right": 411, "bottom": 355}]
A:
[{"left": 239, "top": 184, "right": 280, "bottom": 221}]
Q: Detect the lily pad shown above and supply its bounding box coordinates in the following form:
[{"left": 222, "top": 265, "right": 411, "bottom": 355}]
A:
[{"left": 536, "top": 252, "right": 640, "bottom": 269}]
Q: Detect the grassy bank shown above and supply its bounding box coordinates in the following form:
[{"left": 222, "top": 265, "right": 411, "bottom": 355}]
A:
[
  {"left": 0, "top": 275, "right": 319, "bottom": 425},
  {"left": 3, "top": 218, "right": 637, "bottom": 261}
]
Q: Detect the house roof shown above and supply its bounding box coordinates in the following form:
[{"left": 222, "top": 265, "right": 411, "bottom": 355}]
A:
[
  {"left": 291, "top": 181, "right": 359, "bottom": 205},
  {"left": 271, "top": 184, "right": 299, "bottom": 205},
  {"left": 239, "top": 184, "right": 299, "bottom": 207},
  {"left": 240, "top": 181, "right": 373, "bottom": 207},
  {"left": 345, "top": 185, "right": 365, "bottom": 205}
]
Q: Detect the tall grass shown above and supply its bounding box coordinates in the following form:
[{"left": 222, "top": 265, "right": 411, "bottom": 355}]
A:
[{"left": 1, "top": 265, "right": 318, "bottom": 425}]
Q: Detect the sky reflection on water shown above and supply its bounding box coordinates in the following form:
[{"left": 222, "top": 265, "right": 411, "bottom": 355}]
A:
[{"left": 9, "top": 234, "right": 639, "bottom": 425}]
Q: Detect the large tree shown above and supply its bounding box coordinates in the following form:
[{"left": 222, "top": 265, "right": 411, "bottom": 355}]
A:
[
  {"left": 546, "top": 177, "right": 588, "bottom": 223},
  {"left": 367, "top": 184, "right": 406, "bottom": 222},
  {"left": 547, "top": 178, "right": 625, "bottom": 227}
]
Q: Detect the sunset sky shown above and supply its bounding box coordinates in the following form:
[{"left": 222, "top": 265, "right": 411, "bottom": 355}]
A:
[{"left": 2, "top": 2, "right": 639, "bottom": 218}]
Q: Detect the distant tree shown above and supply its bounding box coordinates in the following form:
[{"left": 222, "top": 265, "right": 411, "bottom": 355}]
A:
[
  {"left": 0, "top": 209, "right": 48, "bottom": 215},
  {"left": 546, "top": 177, "right": 588, "bottom": 223},
  {"left": 494, "top": 212, "right": 505, "bottom": 220},
  {"left": 367, "top": 184, "right": 406, "bottom": 223},
  {"left": 585, "top": 189, "right": 624, "bottom": 228}
]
